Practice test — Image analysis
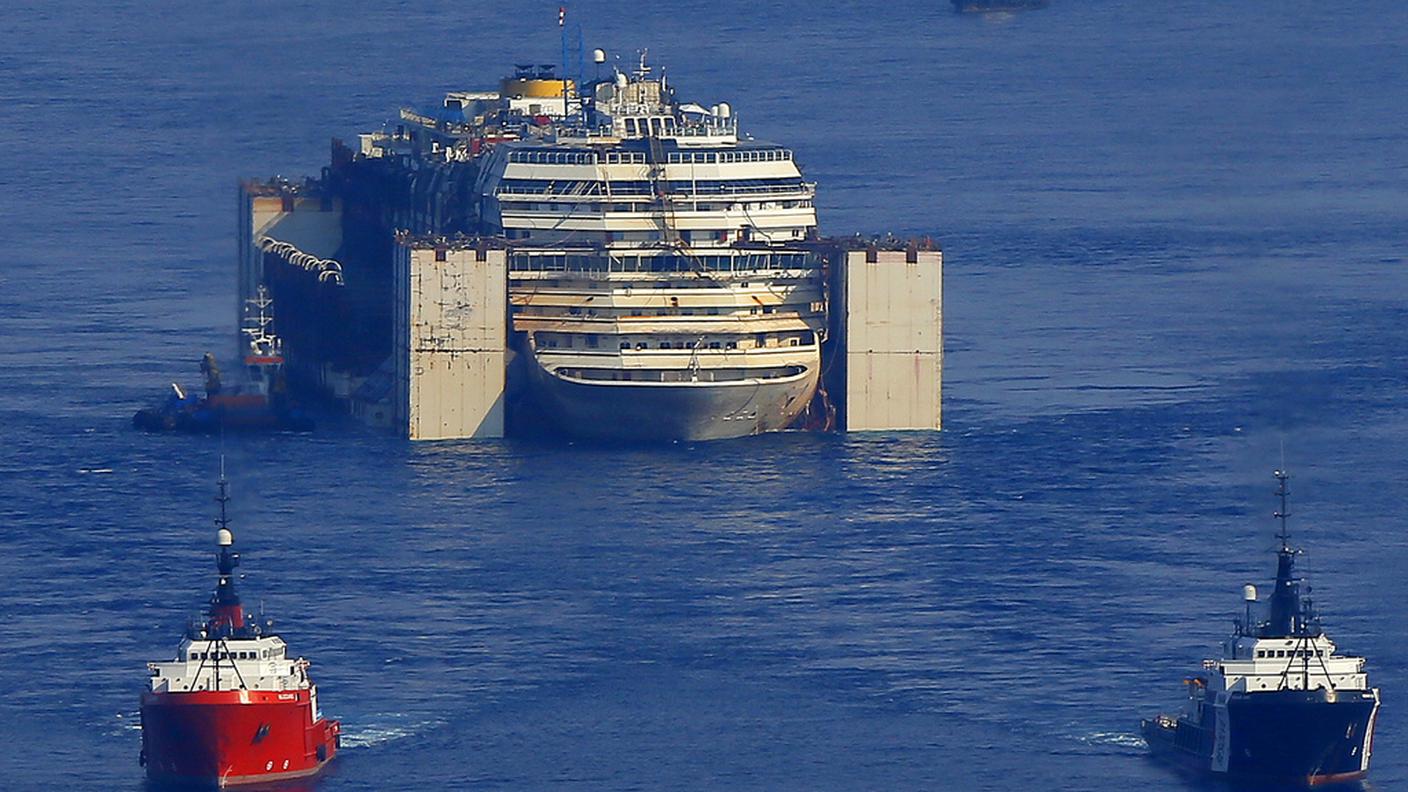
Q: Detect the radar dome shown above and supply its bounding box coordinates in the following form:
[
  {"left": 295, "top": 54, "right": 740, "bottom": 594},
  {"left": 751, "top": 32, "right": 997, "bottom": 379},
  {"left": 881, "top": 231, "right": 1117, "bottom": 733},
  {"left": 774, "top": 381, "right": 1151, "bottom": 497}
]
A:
[
  {"left": 1243, "top": 584, "right": 1257, "bottom": 602},
  {"left": 717, "top": 102, "right": 732, "bottom": 119},
  {"left": 593, "top": 48, "right": 607, "bottom": 64},
  {"left": 217, "top": 528, "right": 234, "bottom": 547}
]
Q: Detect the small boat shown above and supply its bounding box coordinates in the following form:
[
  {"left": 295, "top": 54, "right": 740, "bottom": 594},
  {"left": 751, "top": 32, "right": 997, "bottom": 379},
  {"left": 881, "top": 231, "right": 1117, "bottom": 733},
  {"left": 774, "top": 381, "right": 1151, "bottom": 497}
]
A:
[
  {"left": 139, "top": 470, "right": 339, "bottom": 786},
  {"left": 133, "top": 287, "right": 314, "bottom": 433},
  {"left": 951, "top": 0, "right": 1049, "bottom": 12},
  {"left": 1141, "top": 470, "right": 1380, "bottom": 786}
]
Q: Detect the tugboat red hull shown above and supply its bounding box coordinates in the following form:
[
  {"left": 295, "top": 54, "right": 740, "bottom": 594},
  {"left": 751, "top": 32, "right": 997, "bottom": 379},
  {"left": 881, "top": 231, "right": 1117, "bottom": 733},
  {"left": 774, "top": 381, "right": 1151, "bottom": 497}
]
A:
[{"left": 140, "top": 688, "right": 339, "bottom": 787}]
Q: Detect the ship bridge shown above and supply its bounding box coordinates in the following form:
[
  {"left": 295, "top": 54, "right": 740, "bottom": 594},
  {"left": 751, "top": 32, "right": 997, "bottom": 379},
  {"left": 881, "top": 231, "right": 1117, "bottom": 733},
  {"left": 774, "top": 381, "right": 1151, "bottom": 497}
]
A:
[{"left": 147, "top": 635, "right": 315, "bottom": 694}]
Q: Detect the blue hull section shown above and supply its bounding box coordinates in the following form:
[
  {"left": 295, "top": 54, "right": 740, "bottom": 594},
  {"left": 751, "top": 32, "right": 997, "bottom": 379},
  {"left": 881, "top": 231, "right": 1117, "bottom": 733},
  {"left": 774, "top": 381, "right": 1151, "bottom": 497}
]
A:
[
  {"left": 1144, "top": 690, "right": 1377, "bottom": 786},
  {"left": 1226, "top": 691, "right": 1377, "bottom": 782}
]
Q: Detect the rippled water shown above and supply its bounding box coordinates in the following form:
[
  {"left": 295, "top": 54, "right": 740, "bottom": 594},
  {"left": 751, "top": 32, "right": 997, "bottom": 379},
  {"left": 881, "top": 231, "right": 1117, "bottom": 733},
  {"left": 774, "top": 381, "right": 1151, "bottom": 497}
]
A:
[{"left": 3, "top": 1, "right": 1407, "bottom": 789}]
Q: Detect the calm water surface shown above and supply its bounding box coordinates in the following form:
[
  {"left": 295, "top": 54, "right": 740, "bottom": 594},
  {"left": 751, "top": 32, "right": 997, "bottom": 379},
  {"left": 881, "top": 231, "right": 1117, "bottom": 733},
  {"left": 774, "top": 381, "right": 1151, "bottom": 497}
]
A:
[{"left": 2, "top": 1, "right": 1407, "bottom": 789}]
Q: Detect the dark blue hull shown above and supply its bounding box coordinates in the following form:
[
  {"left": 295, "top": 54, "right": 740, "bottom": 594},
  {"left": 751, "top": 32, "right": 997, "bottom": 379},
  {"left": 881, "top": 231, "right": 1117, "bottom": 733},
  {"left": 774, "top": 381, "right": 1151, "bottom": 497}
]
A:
[
  {"left": 1143, "top": 690, "right": 1378, "bottom": 786},
  {"left": 132, "top": 403, "right": 315, "bottom": 433}
]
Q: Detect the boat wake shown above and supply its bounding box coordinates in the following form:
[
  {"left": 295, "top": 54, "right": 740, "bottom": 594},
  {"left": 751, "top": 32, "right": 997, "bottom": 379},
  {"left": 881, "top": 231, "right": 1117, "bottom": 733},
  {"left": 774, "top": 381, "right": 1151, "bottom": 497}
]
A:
[
  {"left": 104, "top": 710, "right": 143, "bottom": 736},
  {"left": 338, "top": 715, "right": 446, "bottom": 749},
  {"left": 1077, "top": 731, "right": 1147, "bottom": 752}
]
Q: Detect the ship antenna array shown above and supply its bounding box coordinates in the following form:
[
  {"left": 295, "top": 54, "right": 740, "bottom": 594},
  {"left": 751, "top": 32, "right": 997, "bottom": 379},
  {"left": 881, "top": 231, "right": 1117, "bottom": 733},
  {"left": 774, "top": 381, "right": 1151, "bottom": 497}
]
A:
[
  {"left": 558, "top": 6, "right": 583, "bottom": 120},
  {"left": 215, "top": 457, "right": 231, "bottom": 533},
  {"left": 1273, "top": 468, "right": 1291, "bottom": 552}
]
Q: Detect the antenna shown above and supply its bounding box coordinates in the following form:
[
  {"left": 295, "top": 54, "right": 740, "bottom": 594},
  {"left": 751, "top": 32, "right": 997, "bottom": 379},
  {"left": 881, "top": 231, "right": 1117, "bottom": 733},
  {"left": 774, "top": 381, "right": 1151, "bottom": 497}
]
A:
[
  {"left": 1243, "top": 584, "right": 1257, "bottom": 636},
  {"left": 216, "top": 456, "right": 231, "bottom": 535},
  {"left": 1273, "top": 469, "right": 1290, "bottom": 551}
]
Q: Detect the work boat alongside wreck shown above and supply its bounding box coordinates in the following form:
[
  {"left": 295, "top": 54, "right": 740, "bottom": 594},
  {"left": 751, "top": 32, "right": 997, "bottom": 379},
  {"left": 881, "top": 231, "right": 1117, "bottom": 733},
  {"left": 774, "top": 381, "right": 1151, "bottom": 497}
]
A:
[{"left": 1142, "top": 471, "right": 1380, "bottom": 786}]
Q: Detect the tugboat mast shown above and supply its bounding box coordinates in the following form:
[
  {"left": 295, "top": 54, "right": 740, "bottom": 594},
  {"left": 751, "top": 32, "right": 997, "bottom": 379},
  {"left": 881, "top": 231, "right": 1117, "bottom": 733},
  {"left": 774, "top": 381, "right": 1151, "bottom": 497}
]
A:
[
  {"left": 210, "top": 467, "right": 243, "bottom": 635},
  {"left": 1262, "top": 469, "right": 1305, "bottom": 637},
  {"left": 1275, "top": 469, "right": 1291, "bottom": 553}
]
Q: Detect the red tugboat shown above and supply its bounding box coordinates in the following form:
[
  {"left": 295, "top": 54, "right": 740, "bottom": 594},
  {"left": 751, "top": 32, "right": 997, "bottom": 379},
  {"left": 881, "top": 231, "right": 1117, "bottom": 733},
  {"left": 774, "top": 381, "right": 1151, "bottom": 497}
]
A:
[{"left": 139, "top": 473, "right": 339, "bottom": 786}]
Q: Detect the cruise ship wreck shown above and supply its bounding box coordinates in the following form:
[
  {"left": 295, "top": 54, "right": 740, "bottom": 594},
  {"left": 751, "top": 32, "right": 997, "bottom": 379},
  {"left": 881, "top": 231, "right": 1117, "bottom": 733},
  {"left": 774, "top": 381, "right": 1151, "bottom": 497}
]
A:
[{"left": 239, "top": 52, "right": 942, "bottom": 441}]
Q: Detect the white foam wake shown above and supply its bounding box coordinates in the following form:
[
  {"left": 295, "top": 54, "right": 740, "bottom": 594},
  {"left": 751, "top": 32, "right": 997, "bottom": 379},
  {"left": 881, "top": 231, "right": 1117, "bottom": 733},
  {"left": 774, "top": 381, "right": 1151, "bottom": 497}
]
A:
[{"left": 338, "top": 716, "right": 445, "bottom": 749}]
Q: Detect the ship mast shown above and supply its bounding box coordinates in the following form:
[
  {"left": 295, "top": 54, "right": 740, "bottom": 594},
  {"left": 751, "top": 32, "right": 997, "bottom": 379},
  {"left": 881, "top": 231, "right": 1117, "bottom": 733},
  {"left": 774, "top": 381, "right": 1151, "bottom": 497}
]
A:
[
  {"left": 1261, "top": 469, "right": 1311, "bottom": 638},
  {"left": 209, "top": 464, "right": 244, "bottom": 635}
]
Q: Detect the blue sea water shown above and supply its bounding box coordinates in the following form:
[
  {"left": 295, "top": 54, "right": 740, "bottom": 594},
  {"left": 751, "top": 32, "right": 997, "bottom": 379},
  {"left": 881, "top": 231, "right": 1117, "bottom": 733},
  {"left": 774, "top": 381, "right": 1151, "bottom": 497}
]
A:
[{"left": 3, "top": 1, "right": 1408, "bottom": 789}]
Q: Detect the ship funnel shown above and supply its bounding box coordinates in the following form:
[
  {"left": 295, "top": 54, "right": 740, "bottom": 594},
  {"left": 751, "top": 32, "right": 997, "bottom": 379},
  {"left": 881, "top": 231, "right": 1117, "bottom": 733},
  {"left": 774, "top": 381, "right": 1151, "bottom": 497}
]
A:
[
  {"left": 1243, "top": 584, "right": 1257, "bottom": 603},
  {"left": 217, "top": 528, "right": 234, "bottom": 547}
]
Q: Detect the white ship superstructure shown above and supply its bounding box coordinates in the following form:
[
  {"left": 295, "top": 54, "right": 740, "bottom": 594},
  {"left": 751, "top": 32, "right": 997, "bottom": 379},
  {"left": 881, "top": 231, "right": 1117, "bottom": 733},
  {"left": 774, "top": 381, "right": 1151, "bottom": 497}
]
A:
[{"left": 474, "top": 53, "right": 827, "bottom": 440}]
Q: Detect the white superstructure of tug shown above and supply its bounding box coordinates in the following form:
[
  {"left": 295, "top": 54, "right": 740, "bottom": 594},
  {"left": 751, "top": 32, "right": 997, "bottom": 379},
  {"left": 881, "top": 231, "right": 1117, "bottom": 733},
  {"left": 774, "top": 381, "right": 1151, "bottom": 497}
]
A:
[
  {"left": 1200, "top": 633, "right": 1370, "bottom": 695},
  {"left": 147, "top": 635, "right": 315, "bottom": 696}
]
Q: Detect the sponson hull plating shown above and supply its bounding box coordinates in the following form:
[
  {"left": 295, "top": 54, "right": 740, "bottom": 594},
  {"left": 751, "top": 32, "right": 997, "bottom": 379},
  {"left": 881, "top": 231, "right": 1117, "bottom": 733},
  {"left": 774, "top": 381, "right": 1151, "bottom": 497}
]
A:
[
  {"left": 1142, "top": 471, "right": 1379, "bottom": 786},
  {"left": 139, "top": 476, "right": 339, "bottom": 787}
]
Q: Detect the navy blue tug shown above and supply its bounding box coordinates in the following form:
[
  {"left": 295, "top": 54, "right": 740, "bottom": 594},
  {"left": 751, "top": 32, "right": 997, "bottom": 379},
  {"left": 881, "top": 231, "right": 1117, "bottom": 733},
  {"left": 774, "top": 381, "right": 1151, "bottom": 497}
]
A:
[{"left": 1142, "top": 470, "right": 1380, "bottom": 786}]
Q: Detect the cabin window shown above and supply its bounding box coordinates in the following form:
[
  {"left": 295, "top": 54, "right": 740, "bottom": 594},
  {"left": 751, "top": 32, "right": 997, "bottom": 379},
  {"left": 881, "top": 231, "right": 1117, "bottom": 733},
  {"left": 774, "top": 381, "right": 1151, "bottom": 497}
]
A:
[{"left": 1256, "top": 650, "right": 1264, "bottom": 658}]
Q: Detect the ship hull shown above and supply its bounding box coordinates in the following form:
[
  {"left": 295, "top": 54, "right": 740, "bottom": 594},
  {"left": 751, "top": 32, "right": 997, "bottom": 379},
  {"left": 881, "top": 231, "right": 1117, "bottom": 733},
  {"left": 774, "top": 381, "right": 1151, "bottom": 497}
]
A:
[
  {"left": 133, "top": 394, "right": 314, "bottom": 433},
  {"left": 140, "top": 689, "right": 339, "bottom": 787},
  {"left": 527, "top": 354, "right": 820, "bottom": 442},
  {"left": 1143, "top": 689, "right": 1379, "bottom": 786}
]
